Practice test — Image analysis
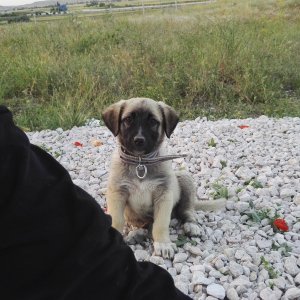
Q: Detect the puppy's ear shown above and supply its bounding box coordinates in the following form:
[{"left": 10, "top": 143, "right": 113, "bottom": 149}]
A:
[
  {"left": 102, "top": 100, "right": 125, "bottom": 136},
  {"left": 158, "top": 102, "right": 179, "bottom": 138}
]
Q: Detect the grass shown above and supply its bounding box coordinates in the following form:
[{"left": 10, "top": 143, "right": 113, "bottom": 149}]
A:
[
  {"left": 261, "top": 256, "right": 280, "bottom": 279},
  {"left": 244, "top": 178, "right": 263, "bottom": 189},
  {"left": 246, "top": 200, "right": 281, "bottom": 225},
  {"left": 1, "top": 0, "right": 300, "bottom": 130},
  {"left": 175, "top": 234, "right": 197, "bottom": 247},
  {"left": 208, "top": 138, "right": 217, "bottom": 147},
  {"left": 211, "top": 183, "right": 229, "bottom": 200}
]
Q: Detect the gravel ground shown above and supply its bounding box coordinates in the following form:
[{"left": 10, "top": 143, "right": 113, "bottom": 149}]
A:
[{"left": 27, "top": 116, "right": 300, "bottom": 300}]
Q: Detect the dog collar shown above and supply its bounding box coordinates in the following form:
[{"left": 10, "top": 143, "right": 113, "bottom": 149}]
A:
[{"left": 119, "top": 146, "right": 187, "bottom": 179}]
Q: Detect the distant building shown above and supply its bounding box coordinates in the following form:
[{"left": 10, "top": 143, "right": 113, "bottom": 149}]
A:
[{"left": 57, "top": 2, "right": 68, "bottom": 13}]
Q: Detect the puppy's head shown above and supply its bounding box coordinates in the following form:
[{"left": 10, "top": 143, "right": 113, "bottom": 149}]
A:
[{"left": 102, "top": 98, "right": 179, "bottom": 155}]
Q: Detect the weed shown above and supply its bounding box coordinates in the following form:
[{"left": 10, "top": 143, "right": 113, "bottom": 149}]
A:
[
  {"left": 245, "top": 179, "right": 263, "bottom": 188},
  {"left": 39, "top": 143, "right": 52, "bottom": 153},
  {"left": 227, "top": 139, "right": 237, "bottom": 143},
  {"left": 272, "top": 242, "right": 292, "bottom": 257},
  {"left": 268, "top": 280, "right": 275, "bottom": 290},
  {"left": 236, "top": 187, "right": 243, "bottom": 194},
  {"left": 208, "top": 138, "right": 217, "bottom": 148},
  {"left": 211, "top": 183, "right": 229, "bottom": 200},
  {"left": 220, "top": 160, "right": 227, "bottom": 169},
  {"left": 175, "top": 234, "right": 197, "bottom": 247},
  {"left": 246, "top": 200, "right": 281, "bottom": 224},
  {"left": 261, "top": 256, "right": 279, "bottom": 279}
]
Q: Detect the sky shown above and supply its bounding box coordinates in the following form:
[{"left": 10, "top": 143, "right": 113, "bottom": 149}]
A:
[{"left": 0, "top": 0, "right": 45, "bottom": 6}]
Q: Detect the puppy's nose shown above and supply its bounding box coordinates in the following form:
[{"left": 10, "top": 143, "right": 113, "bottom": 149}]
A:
[{"left": 134, "top": 136, "right": 145, "bottom": 146}]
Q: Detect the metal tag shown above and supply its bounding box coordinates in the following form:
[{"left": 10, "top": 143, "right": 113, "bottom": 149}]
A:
[{"left": 136, "top": 164, "right": 147, "bottom": 179}]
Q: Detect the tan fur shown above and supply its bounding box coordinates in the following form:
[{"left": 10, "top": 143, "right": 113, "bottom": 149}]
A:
[{"left": 103, "top": 98, "right": 225, "bottom": 259}]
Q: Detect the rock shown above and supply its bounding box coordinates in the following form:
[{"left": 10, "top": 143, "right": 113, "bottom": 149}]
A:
[
  {"left": 193, "top": 284, "right": 202, "bottom": 293},
  {"left": 226, "top": 287, "right": 239, "bottom": 300},
  {"left": 134, "top": 250, "right": 150, "bottom": 261},
  {"left": 164, "top": 259, "right": 173, "bottom": 268},
  {"left": 284, "top": 287, "right": 300, "bottom": 299},
  {"left": 174, "top": 274, "right": 189, "bottom": 283},
  {"left": 204, "top": 254, "right": 216, "bottom": 263},
  {"left": 126, "top": 229, "right": 147, "bottom": 244},
  {"left": 214, "top": 259, "right": 224, "bottom": 270},
  {"left": 235, "top": 249, "right": 246, "bottom": 260},
  {"left": 249, "top": 271, "right": 257, "bottom": 282},
  {"left": 149, "top": 255, "right": 164, "bottom": 265},
  {"left": 229, "top": 261, "right": 244, "bottom": 277},
  {"left": 180, "top": 265, "right": 191, "bottom": 277},
  {"left": 174, "top": 263, "right": 183, "bottom": 273},
  {"left": 197, "top": 187, "right": 206, "bottom": 199},
  {"left": 256, "top": 239, "right": 272, "bottom": 249},
  {"left": 226, "top": 235, "right": 241, "bottom": 243},
  {"left": 243, "top": 266, "right": 250, "bottom": 276},
  {"left": 92, "top": 169, "right": 107, "bottom": 177},
  {"left": 188, "top": 245, "right": 203, "bottom": 256},
  {"left": 295, "top": 273, "right": 300, "bottom": 285},
  {"left": 274, "top": 232, "right": 286, "bottom": 244},
  {"left": 175, "top": 281, "right": 189, "bottom": 295},
  {"left": 235, "top": 201, "right": 250, "bottom": 213},
  {"left": 235, "top": 166, "right": 256, "bottom": 181},
  {"left": 238, "top": 191, "right": 251, "bottom": 202},
  {"left": 168, "top": 267, "right": 177, "bottom": 277},
  {"left": 207, "top": 283, "right": 226, "bottom": 299},
  {"left": 192, "top": 271, "right": 214, "bottom": 285},
  {"left": 218, "top": 265, "right": 229, "bottom": 274},
  {"left": 209, "top": 270, "right": 223, "bottom": 279},
  {"left": 294, "top": 194, "right": 300, "bottom": 205},
  {"left": 260, "top": 287, "right": 282, "bottom": 300},
  {"left": 190, "top": 264, "right": 206, "bottom": 273},
  {"left": 213, "top": 229, "right": 223, "bottom": 242},
  {"left": 226, "top": 200, "right": 235, "bottom": 210},
  {"left": 273, "top": 277, "right": 286, "bottom": 290},
  {"left": 173, "top": 253, "right": 188, "bottom": 263},
  {"left": 230, "top": 275, "right": 252, "bottom": 288},
  {"left": 258, "top": 269, "right": 269, "bottom": 282},
  {"left": 280, "top": 188, "right": 295, "bottom": 198},
  {"left": 224, "top": 248, "right": 235, "bottom": 258},
  {"left": 284, "top": 257, "right": 300, "bottom": 276},
  {"left": 291, "top": 210, "right": 300, "bottom": 218},
  {"left": 248, "top": 291, "right": 258, "bottom": 300}
]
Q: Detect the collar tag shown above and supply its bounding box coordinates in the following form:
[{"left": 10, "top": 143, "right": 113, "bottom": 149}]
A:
[{"left": 136, "top": 157, "right": 147, "bottom": 179}]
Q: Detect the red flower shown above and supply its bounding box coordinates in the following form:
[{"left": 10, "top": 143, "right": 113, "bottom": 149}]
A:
[
  {"left": 74, "top": 141, "right": 83, "bottom": 147},
  {"left": 238, "top": 125, "right": 250, "bottom": 129},
  {"left": 273, "top": 218, "right": 289, "bottom": 232}
]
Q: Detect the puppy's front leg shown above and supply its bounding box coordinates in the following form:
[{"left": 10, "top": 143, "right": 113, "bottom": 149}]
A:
[
  {"left": 152, "top": 193, "right": 177, "bottom": 259},
  {"left": 107, "top": 190, "right": 126, "bottom": 233}
]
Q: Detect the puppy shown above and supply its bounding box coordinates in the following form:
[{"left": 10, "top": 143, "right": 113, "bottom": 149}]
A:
[{"left": 102, "top": 98, "right": 225, "bottom": 258}]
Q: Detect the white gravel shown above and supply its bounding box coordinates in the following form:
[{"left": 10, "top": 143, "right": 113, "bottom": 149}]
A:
[{"left": 27, "top": 115, "right": 300, "bottom": 300}]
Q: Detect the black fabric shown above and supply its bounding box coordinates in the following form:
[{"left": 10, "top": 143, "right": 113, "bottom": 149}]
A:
[{"left": 0, "top": 106, "right": 191, "bottom": 300}]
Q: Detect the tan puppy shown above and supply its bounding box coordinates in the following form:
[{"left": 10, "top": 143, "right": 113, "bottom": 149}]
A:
[{"left": 102, "top": 98, "right": 225, "bottom": 258}]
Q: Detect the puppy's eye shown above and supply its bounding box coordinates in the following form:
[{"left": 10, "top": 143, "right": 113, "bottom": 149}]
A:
[
  {"left": 149, "top": 118, "right": 159, "bottom": 127},
  {"left": 123, "top": 116, "right": 133, "bottom": 126}
]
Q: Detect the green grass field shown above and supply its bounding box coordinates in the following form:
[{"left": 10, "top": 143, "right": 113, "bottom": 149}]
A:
[{"left": 1, "top": 0, "right": 300, "bottom": 130}]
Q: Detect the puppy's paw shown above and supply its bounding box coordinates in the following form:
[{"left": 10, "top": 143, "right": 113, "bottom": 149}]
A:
[
  {"left": 153, "top": 242, "right": 177, "bottom": 259},
  {"left": 183, "top": 222, "right": 202, "bottom": 237}
]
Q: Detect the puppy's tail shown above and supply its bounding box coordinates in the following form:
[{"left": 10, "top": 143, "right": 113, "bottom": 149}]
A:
[{"left": 194, "top": 199, "right": 226, "bottom": 212}]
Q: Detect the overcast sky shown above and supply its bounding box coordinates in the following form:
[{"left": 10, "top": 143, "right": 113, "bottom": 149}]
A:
[{"left": 0, "top": 0, "right": 45, "bottom": 6}]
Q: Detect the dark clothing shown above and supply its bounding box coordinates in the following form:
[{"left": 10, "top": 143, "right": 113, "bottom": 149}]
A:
[{"left": 0, "top": 106, "right": 191, "bottom": 300}]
